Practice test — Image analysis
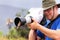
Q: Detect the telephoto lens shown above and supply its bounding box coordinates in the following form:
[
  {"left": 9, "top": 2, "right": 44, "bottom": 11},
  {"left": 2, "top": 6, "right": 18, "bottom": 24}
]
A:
[
  {"left": 14, "top": 15, "right": 47, "bottom": 29},
  {"left": 14, "top": 16, "right": 33, "bottom": 29},
  {"left": 14, "top": 8, "right": 44, "bottom": 29}
]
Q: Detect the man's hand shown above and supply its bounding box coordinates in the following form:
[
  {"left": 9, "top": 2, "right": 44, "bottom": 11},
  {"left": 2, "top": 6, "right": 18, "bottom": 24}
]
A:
[{"left": 27, "top": 18, "right": 40, "bottom": 30}]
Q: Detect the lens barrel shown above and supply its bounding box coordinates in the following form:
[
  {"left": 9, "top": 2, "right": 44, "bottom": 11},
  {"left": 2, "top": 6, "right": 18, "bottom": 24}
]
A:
[{"left": 14, "top": 17, "right": 26, "bottom": 26}]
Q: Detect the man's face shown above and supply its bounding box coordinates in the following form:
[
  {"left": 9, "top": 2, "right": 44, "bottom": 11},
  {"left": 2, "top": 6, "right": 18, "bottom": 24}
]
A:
[{"left": 44, "top": 8, "right": 54, "bottom": 20}]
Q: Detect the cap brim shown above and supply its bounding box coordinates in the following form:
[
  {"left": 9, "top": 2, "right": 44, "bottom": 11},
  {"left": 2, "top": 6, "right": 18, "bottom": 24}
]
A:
[
  {"left": 43, "top": 4, "right": 60, "bottom": 10},
  {"left": 43, "top": 5, "right": 54, "bottom": 10}
]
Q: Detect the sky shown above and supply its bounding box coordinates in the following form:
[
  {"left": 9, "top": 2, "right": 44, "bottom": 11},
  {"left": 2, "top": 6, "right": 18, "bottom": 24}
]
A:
[{"left": 0, "top": 0, "right": 42, "bottom": 9}]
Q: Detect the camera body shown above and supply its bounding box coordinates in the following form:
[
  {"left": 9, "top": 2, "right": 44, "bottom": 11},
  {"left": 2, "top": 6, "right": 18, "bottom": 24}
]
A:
[{"left": 14, "top": 8, "right": 43, "bottom": 26}]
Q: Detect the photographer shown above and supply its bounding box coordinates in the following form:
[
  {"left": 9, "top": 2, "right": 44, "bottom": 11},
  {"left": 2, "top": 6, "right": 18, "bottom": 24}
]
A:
[{"left": 28, "top": 0, "right": 60, "bottom": 40}]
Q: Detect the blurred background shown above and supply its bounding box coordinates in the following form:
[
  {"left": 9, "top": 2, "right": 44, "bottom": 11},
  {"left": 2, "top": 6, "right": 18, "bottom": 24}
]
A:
[
  {"left": 0, "top": 0, "right": 42, "bottom": 40},
  {"left": 0, "top": 0, "right": 60, "bottom": 40},
  {"left": 0, "top": 0, "right": 42, "bottom": 35}
]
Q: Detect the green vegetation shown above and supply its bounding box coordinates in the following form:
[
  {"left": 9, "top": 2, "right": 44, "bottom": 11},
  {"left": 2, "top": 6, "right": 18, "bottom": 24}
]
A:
[
  {"left": 7, "top": 26, "right": 29, "bottom": 40},
  {"left": 0, "top": 26, "right": 30, "bottom": 40}
]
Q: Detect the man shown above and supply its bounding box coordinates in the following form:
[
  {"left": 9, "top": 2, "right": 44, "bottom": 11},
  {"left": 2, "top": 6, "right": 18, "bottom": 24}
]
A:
[{"left": 28, "top": 0, "right": 60, "bottom": 40}]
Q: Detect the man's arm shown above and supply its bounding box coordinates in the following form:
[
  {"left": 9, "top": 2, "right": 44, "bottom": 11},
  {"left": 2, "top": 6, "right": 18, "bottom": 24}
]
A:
[
  {"left": 28, "top": 29, "right": 42, "bottom": 40},
  {"left": 37, "top": 25, "right": 60, "bottom": 40}
]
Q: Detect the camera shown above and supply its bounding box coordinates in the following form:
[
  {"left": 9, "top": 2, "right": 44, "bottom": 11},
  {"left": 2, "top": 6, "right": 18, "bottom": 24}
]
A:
[{"left": 14, "top": 8, "right": 45, "bottom": 27}]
